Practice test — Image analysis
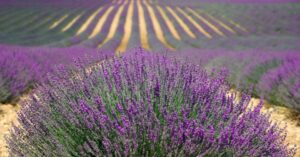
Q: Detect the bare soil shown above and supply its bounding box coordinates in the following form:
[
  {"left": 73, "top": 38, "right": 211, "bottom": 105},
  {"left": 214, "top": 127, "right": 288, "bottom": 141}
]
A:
[
  {"left": 0, "top": 104, "right": 19, "bottom": 157},
  {"left": 250, "top": 98, "right": 300, "bottom": 156}
]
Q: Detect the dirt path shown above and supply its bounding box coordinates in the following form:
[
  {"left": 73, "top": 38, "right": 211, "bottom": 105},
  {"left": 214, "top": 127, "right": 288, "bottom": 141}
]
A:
[
  {"left": 250, "top": 98, "right": 300, "bottom": 156},
  {"left": 0, "top": 100, "right": 299, "bottom": 156},
  {"left": 0, "top": 104, "right": 19, "bottom": 157}
]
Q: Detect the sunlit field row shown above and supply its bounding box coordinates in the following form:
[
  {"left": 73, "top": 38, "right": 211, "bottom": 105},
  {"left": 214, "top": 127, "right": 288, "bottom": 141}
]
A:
[{"left": 0, "top": 0, "right": 248, "bottom": 53}]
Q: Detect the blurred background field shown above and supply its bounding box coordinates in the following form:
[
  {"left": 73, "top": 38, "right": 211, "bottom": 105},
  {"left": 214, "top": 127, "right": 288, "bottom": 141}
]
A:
[
  {"left": 0, "top": 0, "right": 299, "bottom": 51},
  {"left": 0, "top": 0, "right": 299, "bottom": 156}
]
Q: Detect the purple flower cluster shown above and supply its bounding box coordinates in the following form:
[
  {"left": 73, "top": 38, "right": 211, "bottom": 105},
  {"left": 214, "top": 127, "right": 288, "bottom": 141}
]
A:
[
  {"left": 7, "top": 49, "right": 295, "bottom": 156},
  {"left": 0, "top": 45, "right": 112, "bottom": 103}
]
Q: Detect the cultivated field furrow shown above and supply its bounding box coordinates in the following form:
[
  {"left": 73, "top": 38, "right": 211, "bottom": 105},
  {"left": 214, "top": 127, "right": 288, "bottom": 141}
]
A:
[
  {"left": 199, "top": 10, "right": 237, "bottom": 35},
  {"left": 10, "top": 10, "right": 85, "bottom": 46},
  {"left": 140, "top": 0, "right": 167, "bottom": 52},
  {"left": 49, "top": 14, "right": 71, "bottom": 30},
  {"left": 0, "top": 9, "right": 38, "bottom": 32},
  {"left": 97, "top": 1, "right": 127, "bottom": 48},
  {"left": 115, "top": 0, "right": 134, "bottom": 54},
  {"left": 3, "top": 9, "right": 54, "bottom": 35},
  {"left": 137, "top": 0, "right": 150, "bottom": 50},
  {"left": 152, "top": 4, "right": 182, "bottom": 50},
  {"left": 187, "top": 8, "right": 225, "bottom": 37},
  {"left": 61, "top": 11, "right": 85, "bottom": 32},
  {"left": 75, "top": 6, "right": 105, "bottom": 36},
  {"left": 0, "top": 8, "right": 27, "bottom": 26},
  {"left": 0, "top": 1, "right": 250, "bottom": 51},
  {"left": 5, "top": 10, "right": 67, "bottom": 42},
  {"left": 83, "top": 3, "right": 123, "bottom": 48}
]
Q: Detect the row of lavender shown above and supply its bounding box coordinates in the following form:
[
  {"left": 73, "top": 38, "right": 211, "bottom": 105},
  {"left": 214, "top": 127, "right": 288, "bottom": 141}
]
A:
[
  {"left": 1, "top": 46, "right": 299, "bottom": 112},
  {"left": 170, "top": 49, "right": 300, "bottom": 112},
  {"left": 0, "top": 45, "right": 113, "bottom": 103},
  {"left": 6, "top": 50, "right": 296, "bottom": 156}
]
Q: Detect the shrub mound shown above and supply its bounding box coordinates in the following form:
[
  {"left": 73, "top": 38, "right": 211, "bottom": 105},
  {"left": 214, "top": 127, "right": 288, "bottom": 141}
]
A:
[{"left": 7, "top": 50, "right": 295, "bottom": 156}]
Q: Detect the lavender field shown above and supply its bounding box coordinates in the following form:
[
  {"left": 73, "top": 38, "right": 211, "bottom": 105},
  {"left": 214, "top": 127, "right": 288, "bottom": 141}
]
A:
[
  {"left": 0, "top": 0, "right": 300, "bottom": 156},
  {"left": 0, "top": 0, "right": 261, "bottom": 52}
]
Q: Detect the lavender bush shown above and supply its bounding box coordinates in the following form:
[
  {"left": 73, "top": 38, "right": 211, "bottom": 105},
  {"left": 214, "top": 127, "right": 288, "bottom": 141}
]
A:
[
  {"left": 7, "top": 50, "right": 295, "bottom": 156},
  {"left": 0, "top": 45, "right": 112, "bottom": 103}
]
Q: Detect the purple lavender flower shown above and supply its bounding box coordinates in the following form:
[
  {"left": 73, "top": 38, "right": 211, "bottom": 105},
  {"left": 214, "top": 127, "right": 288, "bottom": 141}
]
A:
[
  {"left": 0, "top": 45, "right": 112, "bottom": 103},
  {"left": 7, "top": 49, "right": 295, "bottom": 156}
]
